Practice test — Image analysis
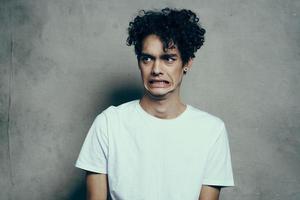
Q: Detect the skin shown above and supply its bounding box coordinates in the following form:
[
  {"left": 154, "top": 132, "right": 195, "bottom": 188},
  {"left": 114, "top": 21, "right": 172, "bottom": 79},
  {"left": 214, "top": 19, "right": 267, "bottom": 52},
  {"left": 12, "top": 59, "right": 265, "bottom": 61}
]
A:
[
  {"left": 86, "top": 172, "right": 108, "bottom": 200},
  {"left": 86, "top": 34, "right": 221, "bottom": 200},
  {"left": 199, "top": 185, "right": 221, "bottom": 200},
  {"left": 138, "top": 34, "right": 192, "bottom": 119}
]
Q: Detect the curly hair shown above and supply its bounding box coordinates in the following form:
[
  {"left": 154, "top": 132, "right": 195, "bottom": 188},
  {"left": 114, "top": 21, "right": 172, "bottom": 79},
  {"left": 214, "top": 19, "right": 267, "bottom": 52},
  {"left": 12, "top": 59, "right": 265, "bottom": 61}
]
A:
[{"left": 127, "top": 8, "right": 206, "bottom": 65}]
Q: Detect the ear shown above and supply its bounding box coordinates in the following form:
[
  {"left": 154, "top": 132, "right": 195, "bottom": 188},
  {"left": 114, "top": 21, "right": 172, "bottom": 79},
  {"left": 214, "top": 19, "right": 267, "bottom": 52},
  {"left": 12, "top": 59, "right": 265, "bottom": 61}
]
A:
[
  {"left": 182, "top": 58, "right": 193, "bottom": 70},
  {"left": 183, "top": 58, "right": 193, "bottom": 70}
]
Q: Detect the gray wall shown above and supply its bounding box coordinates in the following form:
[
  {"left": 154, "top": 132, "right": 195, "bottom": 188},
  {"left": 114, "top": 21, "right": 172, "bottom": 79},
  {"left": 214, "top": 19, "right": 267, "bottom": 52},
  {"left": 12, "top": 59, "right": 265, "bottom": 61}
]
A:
[{"left": 1, "top": 0, "right": 299, "bottom": 199}]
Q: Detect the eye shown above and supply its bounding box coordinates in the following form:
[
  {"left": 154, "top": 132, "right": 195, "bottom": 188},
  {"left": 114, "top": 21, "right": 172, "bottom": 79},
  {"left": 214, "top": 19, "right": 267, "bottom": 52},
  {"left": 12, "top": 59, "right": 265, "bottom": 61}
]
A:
[
  {"left": 141, "top": 56, "right": 152, "bottom": 64},
  {"left": 165, "top": 57, "right": 176, "bottom": 63}
]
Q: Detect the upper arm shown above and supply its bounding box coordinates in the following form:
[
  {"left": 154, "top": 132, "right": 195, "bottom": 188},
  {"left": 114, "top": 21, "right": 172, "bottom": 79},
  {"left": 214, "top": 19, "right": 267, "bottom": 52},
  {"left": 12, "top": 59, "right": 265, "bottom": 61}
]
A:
[
  {"left": 86, "top": 171, "right": 109, "bottom": 200},
  {"left": 198, "top": 185, "right": 221, "bottom": 200}
]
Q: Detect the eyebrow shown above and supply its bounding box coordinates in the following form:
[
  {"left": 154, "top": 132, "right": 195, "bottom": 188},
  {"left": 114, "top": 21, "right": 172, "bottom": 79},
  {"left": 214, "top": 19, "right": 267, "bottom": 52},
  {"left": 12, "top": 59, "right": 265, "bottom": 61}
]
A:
[
  {"left": 139, "top": 53, "right": 155, "bottom": 59},
  {"left": 139, "top": 52, "right": 178, "bottom": 59},
  {"left": 160, "top": 54, "right": 178, "bottom": 59}
]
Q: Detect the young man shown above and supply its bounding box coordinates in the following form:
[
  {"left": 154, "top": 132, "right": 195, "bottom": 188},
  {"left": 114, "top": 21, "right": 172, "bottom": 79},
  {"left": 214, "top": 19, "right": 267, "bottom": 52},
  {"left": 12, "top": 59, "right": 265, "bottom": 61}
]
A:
[{"left": 75, "top": 8, "right": 234, "bottom": 200}]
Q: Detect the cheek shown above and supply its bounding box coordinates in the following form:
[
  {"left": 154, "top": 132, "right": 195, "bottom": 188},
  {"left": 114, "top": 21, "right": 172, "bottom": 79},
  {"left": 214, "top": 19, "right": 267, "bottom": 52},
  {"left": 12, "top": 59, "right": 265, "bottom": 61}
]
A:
[
  {"left": 140, "top": 69, "right": 149, "bottom": 81},
  {"left": 170, "top": 71, "right": 183, "bottom": 83}
]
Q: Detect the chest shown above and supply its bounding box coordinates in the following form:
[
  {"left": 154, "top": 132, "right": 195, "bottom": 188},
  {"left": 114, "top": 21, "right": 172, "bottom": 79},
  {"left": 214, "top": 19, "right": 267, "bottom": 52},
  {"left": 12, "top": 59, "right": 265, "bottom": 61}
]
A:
[{"left": 106, "top": 120, "right": 211, "bottom": 199}]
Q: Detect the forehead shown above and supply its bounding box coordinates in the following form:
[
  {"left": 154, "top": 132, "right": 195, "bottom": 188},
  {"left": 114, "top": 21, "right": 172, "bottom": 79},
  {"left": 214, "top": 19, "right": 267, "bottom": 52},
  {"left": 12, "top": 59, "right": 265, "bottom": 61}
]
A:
[{"left": 141, "top": 34, "right": 180, "bottom": 56}]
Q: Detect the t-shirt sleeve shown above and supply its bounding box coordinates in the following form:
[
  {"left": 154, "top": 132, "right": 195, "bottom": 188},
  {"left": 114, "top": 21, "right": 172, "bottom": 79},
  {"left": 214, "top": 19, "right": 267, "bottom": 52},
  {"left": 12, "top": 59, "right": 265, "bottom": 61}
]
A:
[
  {"left": 74, "top": 112, "right": 109, "bottom": 174},
  {"left": 202, "top": 123, "right": 235, "bottom": 187}
]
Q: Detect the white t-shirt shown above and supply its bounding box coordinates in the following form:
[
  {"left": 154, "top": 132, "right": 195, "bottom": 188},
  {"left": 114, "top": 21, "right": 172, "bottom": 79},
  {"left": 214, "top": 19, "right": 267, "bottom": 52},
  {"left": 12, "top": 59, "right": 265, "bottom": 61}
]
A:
[{"left": 75, "top": 100, "right": 234, "bottom": 199}]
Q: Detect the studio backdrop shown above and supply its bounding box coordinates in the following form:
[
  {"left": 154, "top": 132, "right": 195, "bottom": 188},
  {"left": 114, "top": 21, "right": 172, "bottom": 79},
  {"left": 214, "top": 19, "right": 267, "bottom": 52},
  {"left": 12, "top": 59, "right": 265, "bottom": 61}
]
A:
[{"left": 0, "top": 0, "right": 299, "bottom": 199}]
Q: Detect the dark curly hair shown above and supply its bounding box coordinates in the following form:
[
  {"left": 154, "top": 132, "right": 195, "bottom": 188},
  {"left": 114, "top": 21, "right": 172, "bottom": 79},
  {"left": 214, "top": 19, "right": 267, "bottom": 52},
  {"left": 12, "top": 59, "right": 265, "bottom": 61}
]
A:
[{"left": 127, "top": 8, "right": 206, "bottom": 65}]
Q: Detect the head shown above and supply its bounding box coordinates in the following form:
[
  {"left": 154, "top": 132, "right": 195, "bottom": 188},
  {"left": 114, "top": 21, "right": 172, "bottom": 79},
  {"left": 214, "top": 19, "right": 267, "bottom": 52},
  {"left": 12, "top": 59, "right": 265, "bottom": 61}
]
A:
[
  {"left": 127, "top": 8, "right": 206, "bottom": 99},
  {"left": 127, "top": 8, "right": 206, "bottom": 66}
]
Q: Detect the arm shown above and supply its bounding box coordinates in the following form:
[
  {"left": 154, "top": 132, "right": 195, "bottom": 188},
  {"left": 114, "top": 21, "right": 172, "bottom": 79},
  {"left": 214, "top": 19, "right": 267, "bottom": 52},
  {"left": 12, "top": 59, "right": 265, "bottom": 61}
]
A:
[
  {"left": 86, "top": 171, "right": 109, "bottom": 200},
  {"left": 198, "top": 185, "right": 221, "bottom": 200}
]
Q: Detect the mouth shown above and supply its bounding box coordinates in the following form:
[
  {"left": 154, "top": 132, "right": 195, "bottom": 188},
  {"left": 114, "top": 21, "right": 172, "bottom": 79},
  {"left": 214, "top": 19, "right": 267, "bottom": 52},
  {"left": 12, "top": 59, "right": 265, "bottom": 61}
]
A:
[
  {"left": 149, "top": 80, "right": 170, "bottom": 84},
  {"left": 148, "top": 79, "right": 170, "bottom": 88}
]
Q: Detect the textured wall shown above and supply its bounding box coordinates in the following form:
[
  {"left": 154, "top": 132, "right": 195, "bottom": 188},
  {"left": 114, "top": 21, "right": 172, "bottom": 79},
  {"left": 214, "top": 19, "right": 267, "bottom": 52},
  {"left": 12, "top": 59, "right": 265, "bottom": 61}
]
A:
[{"left": 0, "top": 0, "right": 299, "bottom": 199}]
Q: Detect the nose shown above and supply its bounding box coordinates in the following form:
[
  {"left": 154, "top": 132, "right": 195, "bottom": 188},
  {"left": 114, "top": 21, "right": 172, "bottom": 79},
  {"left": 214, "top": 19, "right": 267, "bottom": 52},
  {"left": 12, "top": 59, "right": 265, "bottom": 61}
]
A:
[{"left": 151, "top": 60, "right": 162, "bottom": 76}]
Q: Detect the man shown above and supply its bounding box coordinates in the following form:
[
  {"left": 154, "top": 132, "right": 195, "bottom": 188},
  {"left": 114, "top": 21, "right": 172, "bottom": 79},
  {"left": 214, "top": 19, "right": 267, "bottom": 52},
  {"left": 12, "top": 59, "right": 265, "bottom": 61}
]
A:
[{"left": 75, "top": 8, "right": 234, "bottom": 200}]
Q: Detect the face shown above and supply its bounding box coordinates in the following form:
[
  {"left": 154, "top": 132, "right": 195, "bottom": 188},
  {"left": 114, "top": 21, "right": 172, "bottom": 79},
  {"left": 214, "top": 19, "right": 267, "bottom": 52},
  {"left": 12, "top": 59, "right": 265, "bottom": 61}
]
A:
[{"left": 138, "top": 34, "right": 192, "bottom": 99}]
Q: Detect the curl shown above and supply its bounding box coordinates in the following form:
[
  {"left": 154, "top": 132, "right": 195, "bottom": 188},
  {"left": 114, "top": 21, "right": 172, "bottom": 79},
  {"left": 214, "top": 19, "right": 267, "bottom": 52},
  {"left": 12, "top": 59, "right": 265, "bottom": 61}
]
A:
[{"left": 127, "top": 8, "right": 206, "bottom": 64}]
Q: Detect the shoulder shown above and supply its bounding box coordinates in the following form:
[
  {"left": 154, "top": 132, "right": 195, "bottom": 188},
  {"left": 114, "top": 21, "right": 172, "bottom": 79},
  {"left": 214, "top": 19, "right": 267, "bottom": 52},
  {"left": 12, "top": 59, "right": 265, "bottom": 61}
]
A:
[
  {"left": 187, "top": 105, "right": 228, "bottom": 146},
  {"left": 187, "top": 105, "right": 225, "bottom": 128},
  {"left": 186, "top": 105, "right": 227, "bottom": 142},
  {"left": 91, "top": 100, "right": 138, "bottom": 131},
  {"left": 96, "top": 100, "right": 139, "bottom": 119}
]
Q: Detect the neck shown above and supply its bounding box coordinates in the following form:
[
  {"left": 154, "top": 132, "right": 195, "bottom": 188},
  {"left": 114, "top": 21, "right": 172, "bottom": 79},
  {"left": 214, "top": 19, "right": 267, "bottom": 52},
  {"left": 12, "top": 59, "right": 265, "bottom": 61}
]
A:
[{"left": 139, "top": 93, "right": 187, "bottom": 119}]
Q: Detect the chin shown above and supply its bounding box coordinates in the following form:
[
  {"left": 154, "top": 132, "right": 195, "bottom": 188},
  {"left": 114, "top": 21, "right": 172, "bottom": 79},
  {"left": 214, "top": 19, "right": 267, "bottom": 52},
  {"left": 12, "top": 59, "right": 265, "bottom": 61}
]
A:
[{"left": 145, "top": 87, "right": 173, "bottom": 98}]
